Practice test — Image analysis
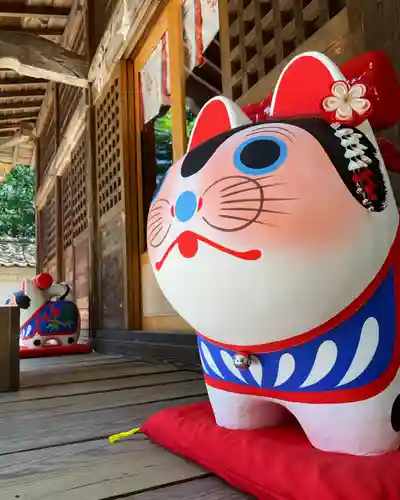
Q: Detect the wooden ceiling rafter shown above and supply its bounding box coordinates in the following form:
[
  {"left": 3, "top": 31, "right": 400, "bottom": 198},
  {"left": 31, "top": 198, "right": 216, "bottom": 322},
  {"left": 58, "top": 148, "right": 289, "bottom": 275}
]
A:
[
  {"left": 0, "top": 0, "right": 81, "bottom": 165},
  {"left": 0, "top": 4, "right": 70, "bottom": 19},
  {"left": 0, "top": 89, "right": 46, "bottom": 100},
  {"left": 0, "top": 112, "right": 39, "bottom": 123},
  {"left": 0, "top": 77, "right": 48, "bottom": 87},
  {"left": 0, "top": 26, "right": 64, "bottom": 36},
  {"left": 0, "top": 101, "right": 41, "bottom": 111}
]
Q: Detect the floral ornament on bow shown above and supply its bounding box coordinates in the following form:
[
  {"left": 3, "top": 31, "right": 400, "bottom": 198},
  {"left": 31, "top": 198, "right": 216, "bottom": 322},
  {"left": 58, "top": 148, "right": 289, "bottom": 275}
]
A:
[{"left": 322, "top": 81, "right": 372, "bottom": 127}]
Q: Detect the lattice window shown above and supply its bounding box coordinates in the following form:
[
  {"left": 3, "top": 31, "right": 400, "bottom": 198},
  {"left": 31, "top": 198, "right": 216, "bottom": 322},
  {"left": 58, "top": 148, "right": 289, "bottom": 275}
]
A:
[
  {"left": 226, "top": 0, "right": 346, "bottom": 101},
  {"left": 58, "top": 19, "right": 86, "bottom": 137},
  {"left": 41, "top": 188, "right": 56, "bottom": 266},
  {"left": 61, "top": 133, "right": 88, "bottom": 249},
  {"left": 71, "top": 134, "right": 88, "bottom": 239},
  {"left": 62, "top": 166, "right": 73, "bottom": 250},
  {"left": 59, "top": 84, "right": 83, "bottom": 137},
  {"left": 95, "top": 76, "right": 123, "bottom": 219},
  {"left": 39, "top": 107, "right": 56, "bottom": 180}
]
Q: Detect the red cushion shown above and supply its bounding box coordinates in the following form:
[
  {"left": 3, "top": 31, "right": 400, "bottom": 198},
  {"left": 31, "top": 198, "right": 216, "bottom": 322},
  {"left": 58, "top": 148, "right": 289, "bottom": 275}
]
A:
[
  {"left": 142, "top": 401, "right": 400, "bottom": 500},
  {"left": 20, "top": 343, "right": 92, "bottom": 358}
]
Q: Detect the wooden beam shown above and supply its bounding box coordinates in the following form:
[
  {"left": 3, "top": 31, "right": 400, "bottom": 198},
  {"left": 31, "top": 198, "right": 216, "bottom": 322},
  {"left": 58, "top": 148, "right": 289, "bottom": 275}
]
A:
[
  {"left": 54, "top": 84, "right": 61, "bottom": 147},
  {"left": 0, "top": 101, "right": 41, "bottom": 111},
  {"left": 0, "top": 127, "right": 34, "bottom": 153},
  {"left": 0, "top": 32, "right": 88, "bottom": 87},
  {"left": 12, "top": 142, "right": 20, "bottom": 168},
  {"left": 0, "top": 88, "right": 46, "bottom": 99},
  {"left": 0, "top": 4, "right": 70, "bottom": 19},
  {"left": 61, "top": 0, "right": 85, "bottom": 51},
  {"left": 0, "top": 26, "right": 64, "bottom": 36},
  {"left": 0, "top": 77, "right": 48, "bottom": 87},
  {"left": 0, "top": 124, "right": 20, "bottom": 132},
  {"left": 0, "top": 112, "right": 39, "bottom": 123},
  {"left": 90, "top": 0, "right": 162, "bottom": 97}
]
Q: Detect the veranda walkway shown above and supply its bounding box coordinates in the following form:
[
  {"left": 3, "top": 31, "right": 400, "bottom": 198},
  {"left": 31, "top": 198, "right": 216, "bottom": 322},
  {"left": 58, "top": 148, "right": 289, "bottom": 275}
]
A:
[{"left": 0, "top": 353, "right": 250, "bottom": 499}]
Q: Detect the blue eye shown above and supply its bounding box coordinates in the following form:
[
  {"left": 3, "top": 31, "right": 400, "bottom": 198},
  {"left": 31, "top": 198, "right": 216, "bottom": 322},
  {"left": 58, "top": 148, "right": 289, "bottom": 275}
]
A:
[{"left": 233, "top": 136, "right": 288, "bottom": 175}]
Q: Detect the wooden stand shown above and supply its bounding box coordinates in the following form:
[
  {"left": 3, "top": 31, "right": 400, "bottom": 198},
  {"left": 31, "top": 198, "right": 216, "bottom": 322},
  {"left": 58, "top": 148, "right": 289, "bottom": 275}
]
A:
[{"left": 0, "top": 307, "right": 20, "bottom": 392}]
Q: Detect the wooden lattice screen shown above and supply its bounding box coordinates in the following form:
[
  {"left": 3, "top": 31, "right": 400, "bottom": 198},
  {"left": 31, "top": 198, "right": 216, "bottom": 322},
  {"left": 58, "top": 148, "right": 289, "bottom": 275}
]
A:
[
  {"left": 95, "top": 74, "right": 124, "bottom": 220},
  {"left": 59, "top": 85, "right": 83, "bottom": 138},
  {"left": 38, "top": 106, "right": 56, "bottom": 181},
  {"left": 58, "top": 19, "right": 86, "bottom": 137},
  {"left": 40, "top": 187, "right": 56, "bottom": 269},
  {"left": 71, "top": 134, "right": 88, "bottom": 238},
  {"left": 61, "top": 132, "right": 88, "bottom": 250},
  {"left": 94, "top": 63, "right": 129, "bottom": 329},
  {"left": 61, "top": 165, "right": 73, "bottom": 251},
  {"left": 225, "top": 0, "right": 347, "bottom": 101}
]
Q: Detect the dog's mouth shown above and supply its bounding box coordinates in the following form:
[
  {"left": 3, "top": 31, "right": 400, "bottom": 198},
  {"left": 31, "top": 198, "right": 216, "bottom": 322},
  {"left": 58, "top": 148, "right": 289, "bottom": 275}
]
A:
[{"left": 155, "top": 230, "right": 261, "bottom": 271}]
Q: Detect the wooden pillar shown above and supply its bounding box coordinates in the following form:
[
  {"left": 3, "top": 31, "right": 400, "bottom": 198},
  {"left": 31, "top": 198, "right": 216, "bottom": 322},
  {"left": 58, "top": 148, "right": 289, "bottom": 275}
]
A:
[
  {"left": 121, "top": 61, "right": 141, "bottom": 330},
  {"left": 55, "top": 176, "right": 63, "bottom": 282},
  {"left": 168, "top": 0, "right": 187, "bottom": 160},
  {"left": 0, "top": 307, "right": 20, "bottom": 392},
  {"left": 219, "top": 0, "right": 232, "bottom": 98},
  {"left": 54, "top": 83, "right": 61, "bottom": 147},
  {"left": 34, "top": 143, "right": 41, "bottom": 275},
  {"left": 85, "top": 88, "right": 100, "bottom": 334},
  {"left": 85, "top": 0, "right": 100, "bottom": 336}
]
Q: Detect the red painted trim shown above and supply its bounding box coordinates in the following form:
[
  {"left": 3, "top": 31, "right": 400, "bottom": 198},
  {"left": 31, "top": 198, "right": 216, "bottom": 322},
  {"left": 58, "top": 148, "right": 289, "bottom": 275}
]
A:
[
  {"left": 20, "top": 301, "right": 47, "bottom": 331},
  {"left": 199, "top": 225, "right": 400, "bottom": 353}
]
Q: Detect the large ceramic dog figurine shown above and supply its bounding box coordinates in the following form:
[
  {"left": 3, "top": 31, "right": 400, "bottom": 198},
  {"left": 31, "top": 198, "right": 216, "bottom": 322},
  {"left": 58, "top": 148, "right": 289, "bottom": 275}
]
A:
[
  {"left": 147, "top": 51, "right": 400, "bottom": 456},
  {"left": 7, "top": 273, "right": 81, "bottom": 349}
]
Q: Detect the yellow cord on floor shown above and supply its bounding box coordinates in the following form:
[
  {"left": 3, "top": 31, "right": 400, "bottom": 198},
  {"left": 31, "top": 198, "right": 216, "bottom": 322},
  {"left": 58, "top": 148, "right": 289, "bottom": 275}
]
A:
[{"left": 108, "top": 427, "right": 141, "bottom": 444}]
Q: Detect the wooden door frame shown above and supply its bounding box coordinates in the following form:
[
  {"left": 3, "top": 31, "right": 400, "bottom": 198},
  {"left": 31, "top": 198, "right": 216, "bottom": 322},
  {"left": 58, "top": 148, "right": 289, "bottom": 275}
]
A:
[
  {"left": 125, "top": 0, "right": 186, "bottom": 331},
  {"left": 131, "top": 0, "right": 186, "bottom": 258}
]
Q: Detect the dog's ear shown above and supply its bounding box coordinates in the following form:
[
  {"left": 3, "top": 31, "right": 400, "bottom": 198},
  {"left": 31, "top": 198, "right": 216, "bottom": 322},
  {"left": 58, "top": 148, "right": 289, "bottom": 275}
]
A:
[
  {"left": 15, "top": 294, "right": 31, "bottom": 310},
  {"left": 187, "top": 96, "right": 251, "bottom": 152}
]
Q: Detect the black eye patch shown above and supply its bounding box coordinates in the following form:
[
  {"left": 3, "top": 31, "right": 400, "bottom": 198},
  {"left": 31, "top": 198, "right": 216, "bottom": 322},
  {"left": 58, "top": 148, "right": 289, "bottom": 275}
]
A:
[{"left": 181, "top": 124, "right": 252, "bottom": 178}]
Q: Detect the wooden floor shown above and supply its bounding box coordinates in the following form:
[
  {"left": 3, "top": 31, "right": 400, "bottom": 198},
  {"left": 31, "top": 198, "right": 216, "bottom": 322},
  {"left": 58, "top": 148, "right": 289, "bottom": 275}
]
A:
[{"left": 0, "top": 353, "right": 251, "bottom": 500}]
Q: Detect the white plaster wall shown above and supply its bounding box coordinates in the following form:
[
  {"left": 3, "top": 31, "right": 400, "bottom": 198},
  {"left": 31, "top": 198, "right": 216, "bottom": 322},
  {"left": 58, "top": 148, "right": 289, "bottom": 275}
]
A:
[{"left": 0, "top": 267, "right": 36, "bottom": 304}]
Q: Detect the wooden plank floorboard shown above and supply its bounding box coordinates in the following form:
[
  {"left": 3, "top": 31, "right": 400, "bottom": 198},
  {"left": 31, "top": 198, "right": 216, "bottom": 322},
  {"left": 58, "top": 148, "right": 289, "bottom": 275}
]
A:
[
  {"left": 21, "top": 361, "right": 180, "bottom": 387},
  {"left": 127, "top": 476, "right": 253, "bottom": 499},
  {"left": 0, "top": 395, "right": 206, "bottom": 454},
  {"left": 1, "top": 356, "right": 243, "bottom": 500},
  {"left": 21, "top": 353, "right": 126, "bottom": 370},
  {"left": 0, "top": 378, "right": 206, "bottom": 416},
  {"left": 0, "top": 437, "right": 208, "bottom": 500},
  {"left": 0, "top": 370, "right": 202, "bottom": 402}
]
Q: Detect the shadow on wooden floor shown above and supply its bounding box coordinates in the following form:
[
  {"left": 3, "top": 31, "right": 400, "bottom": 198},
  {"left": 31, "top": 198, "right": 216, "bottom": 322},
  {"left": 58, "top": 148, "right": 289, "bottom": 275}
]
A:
[{"left": 0, "top": 353, "right": 251, "bottom": 499}]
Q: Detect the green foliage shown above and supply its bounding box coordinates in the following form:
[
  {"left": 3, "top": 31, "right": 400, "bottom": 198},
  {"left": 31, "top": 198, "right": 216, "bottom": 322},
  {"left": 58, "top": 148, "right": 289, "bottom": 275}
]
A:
[
  {"left": 154, "top": 105, "right": 197, "bottom": 187},
  {"left": 154, "top": 109, "right": 173, "bottom": 168},
  {"left": 0, "top": 165, "right": 35, "bottom": 239}
]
